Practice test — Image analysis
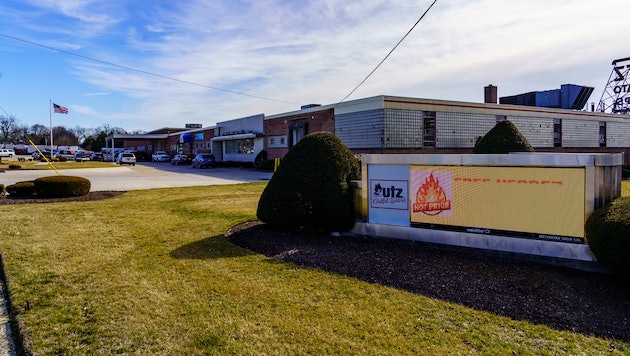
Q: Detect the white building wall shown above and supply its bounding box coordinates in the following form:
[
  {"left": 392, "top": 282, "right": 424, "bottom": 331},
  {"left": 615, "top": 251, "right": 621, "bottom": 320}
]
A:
[
  {"left": 607, "top": 121, "right": 630, "bottom": 147},
  {"left": 221, "top": 137, "right": 264, "bottom": 163},
  {"left": 436, "top": 112, "right": 496, "bottom": 148},
  {"left": 562, "top": 119, "right": 600, "bottom": 148},
  {"left": 508, "top": 116, "right": 554, "bottom": 148}
]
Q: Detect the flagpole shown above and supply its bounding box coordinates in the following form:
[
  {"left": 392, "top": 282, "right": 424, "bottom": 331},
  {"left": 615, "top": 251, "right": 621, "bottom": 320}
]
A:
[{"left": 49, "top": 99, "right": 53, "bottom": 154}]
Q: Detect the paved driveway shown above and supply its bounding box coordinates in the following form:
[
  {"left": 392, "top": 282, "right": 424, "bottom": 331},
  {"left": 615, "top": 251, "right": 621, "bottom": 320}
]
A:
[{"left": 0, "top": 162, "right": 273, "bottom": 191}]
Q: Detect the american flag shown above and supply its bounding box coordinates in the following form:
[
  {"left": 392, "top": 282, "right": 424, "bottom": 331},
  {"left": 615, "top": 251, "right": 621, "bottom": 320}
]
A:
[{"left": 53, "top": 103, "right": 69, "bottom": 114}]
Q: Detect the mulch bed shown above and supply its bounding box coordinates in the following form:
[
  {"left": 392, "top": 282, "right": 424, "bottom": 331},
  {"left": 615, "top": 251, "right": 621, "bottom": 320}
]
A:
[
  {"left": 0, "top": 191, "right": 125, "bottom": 205},
  {"left": 226, "top": 221, "right": 630, "bottom": 342}
]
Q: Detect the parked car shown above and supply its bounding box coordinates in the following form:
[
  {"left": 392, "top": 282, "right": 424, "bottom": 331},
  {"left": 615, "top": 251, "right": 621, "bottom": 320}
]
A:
[
  {"left": 37, "top": 151, "right": 54, "bottom": 161},
  {"left": 74, "top": 151, "right": 89, "bottom": 161},
  {"left": 192, "top": 153, "right": 216, "bottom": 168},
  {"left": 171, "top": 154, "right": 189, "bottom": 165},
  {"left": 54, "top": 149, "right": 75, "bottom": 160},
  {"left": 134, "top": 151, "right": 151, "bottom": 162},
  {"left": 90, "top": 152, "right": 104, "bottom": 161},
  {"left": 0, "top": 149, "right": 15, "bottom": 158},
  {"left": 152, "top": 151, "right": 170, "bottom": 162},
  {"left": 116, "top": 152, "right": 136, "bottom": 166}
]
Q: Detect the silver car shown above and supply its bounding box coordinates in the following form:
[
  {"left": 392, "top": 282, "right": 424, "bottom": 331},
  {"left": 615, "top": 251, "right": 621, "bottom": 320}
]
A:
[{"left": 116, "top": 152, "right": 136, "bottom": 166}]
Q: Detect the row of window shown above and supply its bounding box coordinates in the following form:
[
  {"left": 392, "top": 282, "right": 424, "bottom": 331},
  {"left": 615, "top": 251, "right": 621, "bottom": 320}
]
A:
[{"left": 553, "top": 119, "right": 607, "bottom": 148}]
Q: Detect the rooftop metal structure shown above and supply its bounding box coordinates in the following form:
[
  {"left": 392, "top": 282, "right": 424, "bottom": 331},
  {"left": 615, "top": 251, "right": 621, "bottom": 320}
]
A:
[{"left": 598, "top": 56, "right": 630, "bottom": 114}]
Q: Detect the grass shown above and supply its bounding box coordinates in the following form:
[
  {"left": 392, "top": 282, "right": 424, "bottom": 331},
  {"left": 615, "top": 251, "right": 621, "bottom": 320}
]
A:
[
  {"left": 0, "top": 183, "right": 628, "bottom": 355},
  {"left": 623, "top": 179, "right": 630, "bottom": 197},
  {"left": 0, "top": 160, "right": 115, "bottom": 170}
]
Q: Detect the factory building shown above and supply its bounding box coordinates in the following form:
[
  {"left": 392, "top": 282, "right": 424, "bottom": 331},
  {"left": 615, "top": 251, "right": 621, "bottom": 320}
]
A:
[{"left": 110, "top": 86, "right": 630, "bottom": 167}]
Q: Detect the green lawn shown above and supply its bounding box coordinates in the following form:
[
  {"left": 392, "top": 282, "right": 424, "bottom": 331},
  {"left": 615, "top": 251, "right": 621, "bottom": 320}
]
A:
[
  {"left": 0, "top": 183, "right": 627, "bottom": 355},
  {"left": 0, "top": 160, "right": 115, "bottom": 170}
]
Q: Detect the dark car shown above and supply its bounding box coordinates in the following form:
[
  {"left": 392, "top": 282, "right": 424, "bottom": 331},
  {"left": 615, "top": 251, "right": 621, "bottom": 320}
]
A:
[
  {"left": 38, "top": 151, "right": 54, "bottom": 161},
  {"left": 134, "top": 151, "right": 151, "bottom": 162},
  {"left": 90, "top": 152, "right": 104, "bottom": 161},
  {"left": 192, "top": 153, "right": 216, "bottom": 168},
  {"left": 171, "top": 154, "right": 189, "bottom": 165},
  {"left": 74, "top": 151, "right": 89, "bottom": 162}
]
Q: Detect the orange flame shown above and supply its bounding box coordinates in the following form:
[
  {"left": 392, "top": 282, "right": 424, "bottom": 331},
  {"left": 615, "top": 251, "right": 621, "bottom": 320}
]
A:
[{"left": 417, "top": 173, "right": 447, "bottom": 203}]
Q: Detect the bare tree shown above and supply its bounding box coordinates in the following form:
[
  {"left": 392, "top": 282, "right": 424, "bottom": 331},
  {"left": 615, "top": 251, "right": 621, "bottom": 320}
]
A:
[
  {"left": 29, "top": 124, "right": 50, "bottom": 145},
  {"left": 0, "top": 114, "right": 17, "bottom": 142},
  {"left": 71, "top": 125, "right": 88, "bottom": 144}
]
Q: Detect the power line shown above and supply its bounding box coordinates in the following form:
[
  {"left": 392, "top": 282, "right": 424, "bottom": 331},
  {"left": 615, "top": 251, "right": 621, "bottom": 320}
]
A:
[
  {"left": 336, "top": 0, "right": 437, "bottom": 105},
  {"left": 0, "top": 33, "right": 299, "bottom": 105}
]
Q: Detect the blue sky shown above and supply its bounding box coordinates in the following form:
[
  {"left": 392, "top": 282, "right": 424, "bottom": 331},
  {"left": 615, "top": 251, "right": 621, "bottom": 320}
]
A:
[{"left": 0, "top": 0, "right": 628, "bottom": 133}]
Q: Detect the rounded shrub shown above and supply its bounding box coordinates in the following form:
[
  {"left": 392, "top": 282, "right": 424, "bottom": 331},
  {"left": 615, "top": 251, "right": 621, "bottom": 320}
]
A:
[
  {"left": 6, "top": 181, "right": 36, "bottom": 197},
  {"left": 34, "top": 176, "right": 91, "bottom": 198},
  {"left": 585, "top": 196, "right": 630, "bottom": 283},
  {"left": 257, "top": 132, "right": 360, "bottom": 233},
  {"left": 473, "top": 120, "right": 534, "bottom": 154}
]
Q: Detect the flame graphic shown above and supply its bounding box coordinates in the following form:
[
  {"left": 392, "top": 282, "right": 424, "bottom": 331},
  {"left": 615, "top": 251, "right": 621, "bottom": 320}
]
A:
[
  {"left": 413, "top": 172, "right": 451, "bottom": 216},
  {"left": 417, "top": 173, "right": 447, "bottom": 204}
]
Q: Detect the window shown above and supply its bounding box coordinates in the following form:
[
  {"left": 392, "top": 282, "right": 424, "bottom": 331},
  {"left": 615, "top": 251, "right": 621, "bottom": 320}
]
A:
[
  {"left": 496, "top": 115, "right": 506, "bottom": 123},
  {"left": 553, "top": 119, "right": 562, "bottom": 147},
  {"left": 225, "top": 139, "right": 255, "bottom": 154},
  {"left": 268, "top": 135, "right": 288, "bottom": 148},
  {"left": 423, "top": 111, "right": 436, "bottom": 147},
  {"left": 599, "top": 121, "right": 606, "bottom": 147}
]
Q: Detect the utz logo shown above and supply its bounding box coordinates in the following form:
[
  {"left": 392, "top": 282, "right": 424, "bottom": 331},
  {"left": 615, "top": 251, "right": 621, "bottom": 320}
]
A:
[
  {"left": 370, "top": 179, "right": 408, "bottom": 210},
  {"left": 412, "top": 171, "right": 452, "bottom": 216}
]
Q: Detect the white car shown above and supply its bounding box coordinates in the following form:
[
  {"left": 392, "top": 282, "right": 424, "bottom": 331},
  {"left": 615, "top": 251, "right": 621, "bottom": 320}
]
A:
[
  {"left": 0, "top": 149, "right": 15, "bottom": 158},
  {"left": 152, "top": 151, "right": 170, "bottom": 162},
  {"left": 116, "top": 152, "right": 136, "bottom": 166}
]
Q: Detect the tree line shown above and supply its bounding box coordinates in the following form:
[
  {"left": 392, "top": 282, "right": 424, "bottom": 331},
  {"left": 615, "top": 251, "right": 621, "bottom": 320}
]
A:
[{"left": 0, "top": 114, "right": 144, "bottom": 152}]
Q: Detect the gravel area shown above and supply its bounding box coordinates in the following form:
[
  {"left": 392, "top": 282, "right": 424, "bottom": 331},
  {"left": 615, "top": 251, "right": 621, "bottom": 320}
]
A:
[{"left": 226, "top": 220, "right": 630, "bottom": 342}]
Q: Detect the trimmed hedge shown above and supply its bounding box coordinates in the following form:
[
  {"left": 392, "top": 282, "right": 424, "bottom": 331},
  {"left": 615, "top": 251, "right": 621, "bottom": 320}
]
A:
[
  {"left": 585, "top": 196, "right": 630, "bottom": 283},
  {"left": 6, "top": 181, "right": 36, "bottom": 197},
  {"left": 34, "top": 176, "right": 91, "bottom": 198},
  {"left": 257, "top": 132, "right": 360, "bottom": 233},
  {"left": 473, "top": 120, "right": 534, "bottom": 154}
]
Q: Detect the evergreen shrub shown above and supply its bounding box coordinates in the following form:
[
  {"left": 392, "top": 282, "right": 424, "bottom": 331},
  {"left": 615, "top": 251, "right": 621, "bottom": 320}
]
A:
[
  {"left": 585, "top": 196, "right": 630, "bottom": 283},
  {"left": 34, "top": 176, "right": 91, "bottom": 198},
  {"left": 473, "top": 120, "right": 534, "bottom": 154},
  {"left": 257, "top": 132, "right": 360, "bottom": 233},
  {"left": 6, "top": 181, "right": 35, "bottom": 197}
]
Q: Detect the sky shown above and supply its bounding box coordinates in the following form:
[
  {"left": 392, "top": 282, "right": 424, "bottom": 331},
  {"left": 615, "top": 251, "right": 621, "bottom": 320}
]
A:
[{"left": 0, "top": 0, "right": 628, "bottom": 133}]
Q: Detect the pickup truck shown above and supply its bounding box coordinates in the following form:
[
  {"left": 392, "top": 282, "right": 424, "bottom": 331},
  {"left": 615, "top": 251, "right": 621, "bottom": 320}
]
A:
[{"left": 152, "top": 151, "right": 170, "bottom": 162}]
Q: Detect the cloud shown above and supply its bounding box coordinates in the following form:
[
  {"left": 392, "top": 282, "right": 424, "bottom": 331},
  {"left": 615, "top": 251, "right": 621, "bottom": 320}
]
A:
[
  {"left": 69, "top": 104, "right": 97, "bottom": 115},
  {"left": 6, "top": 0, "right": 627, "bottom": 131}
]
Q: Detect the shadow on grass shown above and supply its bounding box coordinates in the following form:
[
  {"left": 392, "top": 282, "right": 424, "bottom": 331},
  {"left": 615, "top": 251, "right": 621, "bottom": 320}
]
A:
[
  {"left": 170, "top": 235, "right": 256, "bottom": 260},
  {"left": 226, "top": 221, "right": 630, "bottom": 343}
]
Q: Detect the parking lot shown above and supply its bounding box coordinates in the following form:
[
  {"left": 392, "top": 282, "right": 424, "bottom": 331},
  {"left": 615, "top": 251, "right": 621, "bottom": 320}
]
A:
[{"left": 0, "top": 158, "right": 273, "bottom": 191}]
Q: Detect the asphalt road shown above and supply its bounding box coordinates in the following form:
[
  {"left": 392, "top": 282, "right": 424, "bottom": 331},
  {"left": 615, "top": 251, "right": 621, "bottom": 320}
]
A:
[{"left": 0, "top": 161, "right": 273, "bottom": 191}]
